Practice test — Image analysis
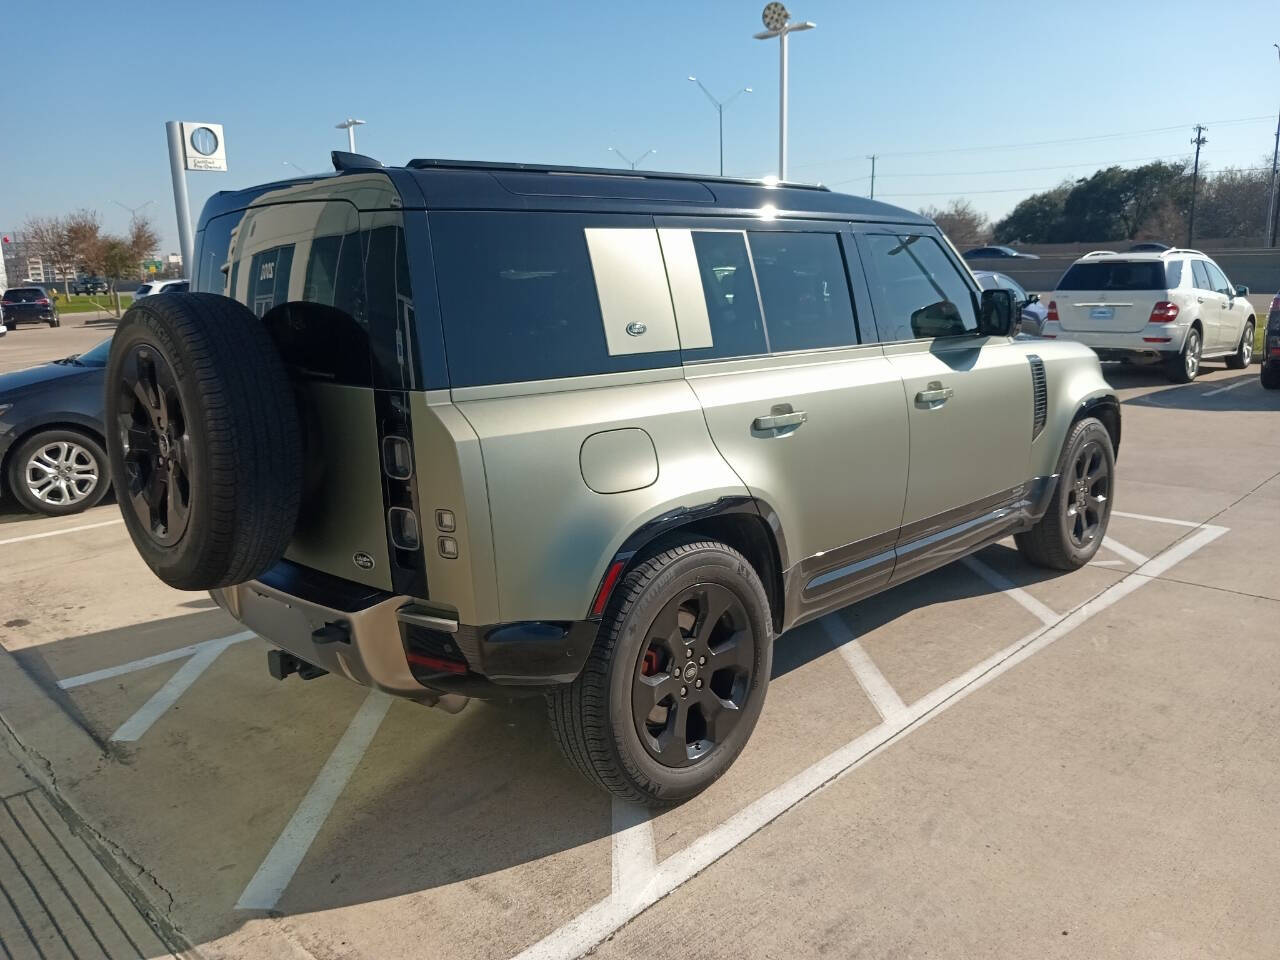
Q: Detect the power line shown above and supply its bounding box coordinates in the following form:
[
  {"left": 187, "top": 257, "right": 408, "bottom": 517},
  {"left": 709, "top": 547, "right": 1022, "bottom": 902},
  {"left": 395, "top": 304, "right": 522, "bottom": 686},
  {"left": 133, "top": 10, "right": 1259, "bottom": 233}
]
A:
[
  {"left": 828, "top": 152, "right": 1190, "bottom": 186},
  {"left": 792, "top": 113, "right": 1273, "bottom": 170},
  {"left": 877, "top": 164, "right": 1276, "bottom": 200}
]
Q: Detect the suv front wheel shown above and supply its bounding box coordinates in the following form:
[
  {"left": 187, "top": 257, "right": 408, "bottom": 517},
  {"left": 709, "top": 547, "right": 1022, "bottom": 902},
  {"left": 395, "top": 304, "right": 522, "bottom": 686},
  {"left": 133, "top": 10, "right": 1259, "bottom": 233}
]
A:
[{"left": 549, "top": 538, "right": 774, "bottom": 806}]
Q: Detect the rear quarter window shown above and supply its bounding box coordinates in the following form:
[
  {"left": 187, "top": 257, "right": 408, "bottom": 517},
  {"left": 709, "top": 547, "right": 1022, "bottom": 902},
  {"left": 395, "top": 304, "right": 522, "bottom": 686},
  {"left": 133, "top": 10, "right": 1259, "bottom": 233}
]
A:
[{"left": 1056, "top": 261, "right": 1167, "bottom": 291}]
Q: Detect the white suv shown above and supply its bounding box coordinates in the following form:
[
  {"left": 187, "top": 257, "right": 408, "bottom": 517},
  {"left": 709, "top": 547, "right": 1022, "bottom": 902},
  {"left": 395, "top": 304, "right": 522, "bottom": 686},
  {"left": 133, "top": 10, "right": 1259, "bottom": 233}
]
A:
[{"left": 1041, "top": 249, "right": 1255, "bottom": 382}]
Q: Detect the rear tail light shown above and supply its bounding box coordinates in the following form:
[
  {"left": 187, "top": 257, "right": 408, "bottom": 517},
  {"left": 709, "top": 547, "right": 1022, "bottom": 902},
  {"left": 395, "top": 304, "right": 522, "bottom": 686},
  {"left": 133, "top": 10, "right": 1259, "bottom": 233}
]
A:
[
  {"left": 1269, "top": 295, "right": 1280, "bottom": 313},
  {"left": 36, "top": 298, "right": 49, "bottom": 306},
  {"left": 1149, "top": 301, "right": 1179, "bottom": 323},
  {"left": 1046, "top": 300, "right": 1059, "bottom": 323}
]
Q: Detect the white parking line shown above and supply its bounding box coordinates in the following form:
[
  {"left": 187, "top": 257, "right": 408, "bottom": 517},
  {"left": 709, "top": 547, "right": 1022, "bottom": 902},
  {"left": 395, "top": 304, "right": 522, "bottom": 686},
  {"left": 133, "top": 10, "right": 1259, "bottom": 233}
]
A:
[
  {"left": 511, "top": 518, "right": 1228, "bottom": 960},
  {"left": 1202, "top": 381, "right": 1250, "bottom": 397},
  {"left": 959, "top": 555, "right": 1059, "bottom": 627},
  {"left": 1111, "top": 510, "right": 1202, "bottom": 528},
  {"left": 110, "top": 634, "right": 246, "bottom": 742},
  {"left": 57, "top": 632, "right": 255, "bottom": 690},
  {"left": 235, "top": 690, "right": 392, "bottom": 911},
  {"left": 610, "top": 799, "right": 656, "bottom": 904},
  {"left": 820, "top": 618, "right": 908, "bottom": 724},
  {"left": 1099, "top": 537, "right": 1149, "bottom": 566},
  {"left": 1089, "top": 559, "right": 1126, "bottom": 568},
  {"left": 0, "top": 519, "right": 122, "bottom": 548}
]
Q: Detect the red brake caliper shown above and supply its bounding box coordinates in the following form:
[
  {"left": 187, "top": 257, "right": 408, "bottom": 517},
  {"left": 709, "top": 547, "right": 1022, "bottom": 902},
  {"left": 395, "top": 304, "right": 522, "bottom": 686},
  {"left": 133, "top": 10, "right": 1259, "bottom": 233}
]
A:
[{"left": 641, "top": 649, "right": 660, "bottom": 677}]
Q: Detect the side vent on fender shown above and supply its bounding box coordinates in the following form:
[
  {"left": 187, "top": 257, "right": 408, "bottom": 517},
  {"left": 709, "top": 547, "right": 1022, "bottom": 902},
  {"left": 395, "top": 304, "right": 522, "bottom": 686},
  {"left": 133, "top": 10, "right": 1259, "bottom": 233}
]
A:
[{"left": 1028, "top": 355, "right": 1048, "bottom": 440}]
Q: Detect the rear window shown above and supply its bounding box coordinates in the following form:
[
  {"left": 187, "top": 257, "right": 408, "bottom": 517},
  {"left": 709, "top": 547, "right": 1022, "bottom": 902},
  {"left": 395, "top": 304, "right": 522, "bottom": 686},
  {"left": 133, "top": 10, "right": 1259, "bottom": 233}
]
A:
[
  {"left": 135, "top": 284, "right": 152, "bottom": 295},
  {"left": 4, "top": 288, "right": 44, "bottom": 302},
  {"left": 1056, "top": 261, "right": 1168, "bottom": 291}
]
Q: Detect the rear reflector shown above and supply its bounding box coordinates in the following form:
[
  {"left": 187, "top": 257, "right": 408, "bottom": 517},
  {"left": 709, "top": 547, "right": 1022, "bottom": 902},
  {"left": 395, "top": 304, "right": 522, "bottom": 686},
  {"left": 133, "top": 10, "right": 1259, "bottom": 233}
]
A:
[
  {"left": 1046, "top": 300, "right": 1059, "bottom": 323},
  {"left": 36, "top": 298, "right": 49, "bottom": 305},
  {"left": 1143, "top": 337, "right": 1172, "bottom": 343},
  {"left": 591, "top": 560, "right": 626, "bottom": 617},
  {"left": 405, "top": 651, "right": 467, "bottom": 675},
  {"left": 1148, "top": 301, "right": 1179, "bottom": 323}
]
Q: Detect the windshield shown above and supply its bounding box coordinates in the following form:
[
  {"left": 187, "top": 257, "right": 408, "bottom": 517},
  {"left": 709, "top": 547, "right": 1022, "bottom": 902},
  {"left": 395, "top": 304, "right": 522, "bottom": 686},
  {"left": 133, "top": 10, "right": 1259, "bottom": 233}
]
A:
[
  {"left": 77, "top": 337, "right": 113, "bottom": 367},
  {"left": 136, "top": 284, "right": 152, "bottom": 295},
  {"left": 1057, "top": 261, "right": 1167, "bottom": 291}
]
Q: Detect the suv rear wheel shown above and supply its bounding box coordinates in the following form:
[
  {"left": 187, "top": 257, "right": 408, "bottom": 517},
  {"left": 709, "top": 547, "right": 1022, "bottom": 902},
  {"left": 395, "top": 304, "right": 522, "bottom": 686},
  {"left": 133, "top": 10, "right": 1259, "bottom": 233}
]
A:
[
  {"left": 548, "top": 538, "right": 774, "bottom": 806},
  {"left": 1015, "top": 417, "right": 1115, "bottom": 571},
  {"left": 1167, "top": 327, "right": 1202, "bottom": 383},
  {"left": 1225, "top": 320, "right": 1254, "bottom": 370}
]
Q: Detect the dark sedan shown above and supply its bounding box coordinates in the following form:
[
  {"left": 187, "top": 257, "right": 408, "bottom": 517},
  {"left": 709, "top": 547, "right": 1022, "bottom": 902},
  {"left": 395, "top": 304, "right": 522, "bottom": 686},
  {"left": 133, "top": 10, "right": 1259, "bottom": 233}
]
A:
[
  {"left": 972, "top": 270, "right": 1048, "bottom": 336},
  {"left": 1, "top": 286, "right": 61, "bottom": 328},
  {"left": 0, "top": 337, "right": 110, "bottom": 515},
  {"left": 961, "top": 245, "right": 1040, "bottom": 261}
]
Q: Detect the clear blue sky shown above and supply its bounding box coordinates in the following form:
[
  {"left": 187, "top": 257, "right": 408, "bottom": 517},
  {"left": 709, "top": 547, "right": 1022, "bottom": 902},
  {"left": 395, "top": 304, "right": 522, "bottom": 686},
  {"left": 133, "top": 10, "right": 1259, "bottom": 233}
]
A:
[{"left": 4, "top": 0, "right": 1279, "bottom": 254}]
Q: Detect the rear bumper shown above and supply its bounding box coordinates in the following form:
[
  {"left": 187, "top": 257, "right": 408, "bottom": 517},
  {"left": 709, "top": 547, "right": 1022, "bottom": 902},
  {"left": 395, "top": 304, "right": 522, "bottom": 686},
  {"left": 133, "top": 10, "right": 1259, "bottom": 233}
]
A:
[
  {"left": 211, "top": 560, "right": 597, "bottom": 705},
  {"left": 1040, "top": 322, "right": 1188, "bottom": 361}
]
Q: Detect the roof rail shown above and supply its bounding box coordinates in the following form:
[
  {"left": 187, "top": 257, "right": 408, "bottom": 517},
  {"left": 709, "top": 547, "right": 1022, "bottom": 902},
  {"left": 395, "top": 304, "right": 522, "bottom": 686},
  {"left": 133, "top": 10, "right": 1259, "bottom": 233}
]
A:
[
  {"left": 404, "top": 158, "right": 831, "bottom": 191},
  {"left": 331, "top": 151, "right": 383, "bottom": 171},
  {"left": 1163, "top": 248, "right": 1205, "bottom": 257},
  {"left": 1080, "top": 250, "right": 1117, "bottom": 258}
]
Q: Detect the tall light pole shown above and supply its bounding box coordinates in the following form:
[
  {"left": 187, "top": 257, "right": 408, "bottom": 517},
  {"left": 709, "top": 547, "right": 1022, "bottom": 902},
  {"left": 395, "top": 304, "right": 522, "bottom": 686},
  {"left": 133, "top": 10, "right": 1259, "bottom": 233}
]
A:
[
  {"left": 753, "top": 2, "right": 814, "bottom": 181},
  {"left": 335, "top": 118, "right": 366, "bottom": 152},
  {"left": 112, "top": 199, "right": 154, "bottom": 219},
  {"left": 608, "top": 146, "right": 656, "bottom": 170},
  {"left": 688, "top": 76, "right": 752, "bottom": 176},
  {"left": 1266, "top": 43, "right": 1280, "bottom": 248}
]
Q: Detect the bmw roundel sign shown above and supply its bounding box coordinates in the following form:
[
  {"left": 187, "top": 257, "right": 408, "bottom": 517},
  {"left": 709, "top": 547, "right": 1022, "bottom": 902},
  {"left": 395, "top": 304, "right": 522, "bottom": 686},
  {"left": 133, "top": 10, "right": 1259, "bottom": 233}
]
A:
[{"left": 180, "top": 122, "right": 227, "bottom": 172}]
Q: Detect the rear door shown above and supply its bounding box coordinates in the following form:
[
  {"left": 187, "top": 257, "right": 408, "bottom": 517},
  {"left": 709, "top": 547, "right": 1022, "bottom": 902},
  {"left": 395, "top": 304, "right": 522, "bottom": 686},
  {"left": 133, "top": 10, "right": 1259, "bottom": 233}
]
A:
[
  {"left": 659, "top": 221, "right": 910, "bottom": 615},
  {"left": 1190, "top": 260, "right": 1224, "bottom": 350},
  {"left": 1203, "top": 260, "right": 1239, "bottom": 351},
  {"left": 1053, "top": 259, "right": 1166, "bottom": 333},
  {"left": 853, "top": 228, "right": 1033, "bottom": 581}
]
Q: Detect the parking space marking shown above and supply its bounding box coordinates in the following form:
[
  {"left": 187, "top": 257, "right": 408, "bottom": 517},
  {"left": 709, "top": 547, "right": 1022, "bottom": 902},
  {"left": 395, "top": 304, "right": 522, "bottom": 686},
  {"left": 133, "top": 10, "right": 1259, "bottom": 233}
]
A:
[
  {"left": 610, "top": 800, "right": 656, "bottom": 904},
  {"left": 513, "top": 518, "right": 1229, "bottom": 960},
  {"left": 57, "top": 632, "right": 255, "bottom": 691},
  {"left": 235, "top": 690, "right": 392, "bottom": 912},
  {"left": 820, "top": 618, "right": 908, "bottom": 724},
  {"left": 1111, "top": 510, "right": 1202, "bottom": 528},
  {"left": 1089, "top": 559, "right": 1126, "bottom": 568},
  {"left": 1202, "top": 381, "right": 1251, "bottom": 397},
  {"left": 0, "top": 519, "right": 123, "bottom": 548},
  {"left": 110, "top": 633, "right": 247, "bottom": 742},
  {"left": 1099, "top": 537, "right": 1149, "bottom": 566},
  {"left": 959, "top": 555, "right": 1059, "bottom": 627}
]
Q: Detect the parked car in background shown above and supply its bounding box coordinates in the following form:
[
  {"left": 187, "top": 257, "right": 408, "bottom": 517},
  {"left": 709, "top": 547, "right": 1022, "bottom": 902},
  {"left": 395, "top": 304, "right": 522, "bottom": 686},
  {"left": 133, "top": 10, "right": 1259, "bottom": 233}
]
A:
[
  {"left": 72, "top": 277, "right": 109, "bottom": 295},
  {"left": 961, "top": 245, "right": 1040, "bottom": 260},
  {"left": 1, "top": 286, "right": 60, "bottom": 328},
  {"left": 1040, "top": 249, "right": 1255, "bottom": 383},
  {"left": 973, "top": 270, "right": 1048, "bottom": 336},
  {"left": 1262, "top": 291, "right": 1280, "bottom": 390},
  {"left": 1128, "top": 242, "right": 1170, "bottom": 252},
  {"left": 0, "top": 337, "right": 110, "bottom": 516},
  {"left": 134, "top": 279, "right": 190, "bottom": 300}
]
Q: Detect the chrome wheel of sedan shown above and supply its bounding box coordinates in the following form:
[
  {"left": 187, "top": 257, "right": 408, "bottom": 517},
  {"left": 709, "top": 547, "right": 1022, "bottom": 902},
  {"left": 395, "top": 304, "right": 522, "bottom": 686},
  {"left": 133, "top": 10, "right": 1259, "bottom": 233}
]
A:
[{"left": 25, "top": 440, "right": 101, "bottom": 506}]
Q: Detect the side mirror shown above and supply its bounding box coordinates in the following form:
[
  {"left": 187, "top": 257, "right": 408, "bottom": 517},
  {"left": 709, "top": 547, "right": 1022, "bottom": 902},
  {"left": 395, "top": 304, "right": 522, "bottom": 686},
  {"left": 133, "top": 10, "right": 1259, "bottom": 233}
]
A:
[
  {"left": 1235, "top": 284, "right": 1249, "bottom": 297},
  {"left": 1026, "top": 293, "right": 1041, "bottom": 305},
  {"left": 980, "top": 288, "right": 1017, "bottom": 336}
]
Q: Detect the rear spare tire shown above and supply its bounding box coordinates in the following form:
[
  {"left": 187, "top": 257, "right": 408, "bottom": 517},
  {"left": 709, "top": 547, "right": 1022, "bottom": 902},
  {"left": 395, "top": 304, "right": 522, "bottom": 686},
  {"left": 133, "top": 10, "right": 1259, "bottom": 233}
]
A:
[{"left": 105, "top": 293, "right": 303, "bottom": 590}]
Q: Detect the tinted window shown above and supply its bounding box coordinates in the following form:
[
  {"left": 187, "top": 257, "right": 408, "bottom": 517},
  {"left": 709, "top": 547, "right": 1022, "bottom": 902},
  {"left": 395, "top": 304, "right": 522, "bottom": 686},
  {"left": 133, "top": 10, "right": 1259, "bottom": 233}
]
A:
[
  {"left": 194, "top": 216, "right": 235, "bottom": 294},
  {"left": 974, "top": 274, "right": 999, "bottom": 290},
  {"left": 1191, "top": 260, "right": 1212, "bottom": 291},
  {"left": 431, "top": 212, "right": 680, "bottom": 387},
  {"left": 1203, "top": 261, "right": 1231, "bottom": 295},
  {"left": 995, "top": 274, "right": 1029, "bottom": 300},
  {"left": 1056, "top": 261, "right": 1167, "bottom": 291},
  {"left": 4, "top": 288, "right": 44, "bottom": 302},
  {"left": 747, "top": 232, "right": 857, "bottom": 353},
  {"left": 686, "top": 231, "right": 768, "bottom": 360},
  {"left": 135, "top": 284, "right": 152, "bottom": 296},
  {"left": 1165, "top": 260, "right": 1184, "bottom": 288},
  {"left": 168, "top": 281, "right": 189, "bottom": 293},
  {"left": 858, "top": 233, "right": 978, "bottom": 341}
]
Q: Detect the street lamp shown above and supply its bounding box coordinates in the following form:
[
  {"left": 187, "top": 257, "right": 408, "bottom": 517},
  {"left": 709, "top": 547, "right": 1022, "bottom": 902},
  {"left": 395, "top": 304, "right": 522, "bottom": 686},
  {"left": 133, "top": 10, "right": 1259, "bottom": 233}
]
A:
[
  {"left": 608, "top": 146, "right": 657, "bottom": 170},
  {"left": 753, "top": 2, "right": 814, "bottom": 181},
  {"left": 112, "top": 199, "right": 154, "bottom": 218},
  {"left": 335, "top": 118, "right": 366, "bottom": 152},
  {"left": 688, "top": 77, "right": 752, "bottom": 176}
]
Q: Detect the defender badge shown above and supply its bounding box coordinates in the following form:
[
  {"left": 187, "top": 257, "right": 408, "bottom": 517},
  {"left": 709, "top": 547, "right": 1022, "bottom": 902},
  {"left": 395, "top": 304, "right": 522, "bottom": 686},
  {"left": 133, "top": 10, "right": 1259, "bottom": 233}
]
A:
[
  {"left": 353, "top": 552, "right": 375, "bottom": 570},
  {"left": 625, "top": 321, "right": 647, "bottom": 337}
]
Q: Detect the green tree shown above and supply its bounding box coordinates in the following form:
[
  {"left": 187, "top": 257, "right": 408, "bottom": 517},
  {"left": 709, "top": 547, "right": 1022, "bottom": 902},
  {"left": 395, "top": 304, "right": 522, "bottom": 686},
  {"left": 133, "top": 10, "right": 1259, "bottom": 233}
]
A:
[{"left": 992, "top": 185, "right": 1070, "bottom": 243}]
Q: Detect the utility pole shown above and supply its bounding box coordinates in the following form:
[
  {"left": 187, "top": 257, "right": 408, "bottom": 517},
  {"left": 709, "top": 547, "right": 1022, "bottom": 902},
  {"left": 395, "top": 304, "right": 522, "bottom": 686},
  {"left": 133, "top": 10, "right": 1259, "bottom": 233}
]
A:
[
  {"left": 867, "top": 154, "right": 878, "bottom": 199},
  {"left": 1188, "top": 124, "right": 1207, "bottom": 247},
  {"left": 1266, "top": 43, "right": 1280, "bottom": 248}
]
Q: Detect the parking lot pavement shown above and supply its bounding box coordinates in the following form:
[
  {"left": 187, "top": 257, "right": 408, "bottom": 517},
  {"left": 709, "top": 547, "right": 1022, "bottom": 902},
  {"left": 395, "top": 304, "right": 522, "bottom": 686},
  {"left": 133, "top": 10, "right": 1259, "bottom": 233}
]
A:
[
  {"left": 0, "top": 314, "right": 116, "bottom": 376},
  {"left": 0, "top": 362, "right": 1275, "bottom": 958}
]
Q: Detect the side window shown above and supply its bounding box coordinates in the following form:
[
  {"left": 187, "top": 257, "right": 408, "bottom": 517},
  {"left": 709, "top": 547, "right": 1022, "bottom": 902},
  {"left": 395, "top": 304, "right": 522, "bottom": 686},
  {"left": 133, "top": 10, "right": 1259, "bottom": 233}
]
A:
[
  {"left": 193, "top": 214, "right": 236, "bottom": 294},
  {"left": 430, "top": 212, "right": 681, "bottom": 387},
  {"left": 1164, "top": 259, "right": 1184, "bottom": 288},
  {"left": 746, "top": 232, "right": 858, "bottom": 353},
  {"left": 685, "top": 231, "right": 768, "bottom": 360},
  {"left": 857, "top": 233, "right": 978, "bottom": 341},
  {"left": 1190, "top": 260, "right": 1213, "bottom": 291},
  {"left": 996, "top": 275, "right": 1028, "bottom": 300},
  {"left": 1204, "top": 261, "right": 1231, "bottom": 295}
]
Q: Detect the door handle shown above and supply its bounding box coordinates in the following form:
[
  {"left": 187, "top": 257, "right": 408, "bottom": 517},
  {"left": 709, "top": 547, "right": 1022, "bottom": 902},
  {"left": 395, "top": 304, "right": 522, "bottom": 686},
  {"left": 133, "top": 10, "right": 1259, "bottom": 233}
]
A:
[
  {"left": 753, "top": 411, "right": 807, "bottom": 431},
  {"left": 915, "top": 382, "right": 954, "bottom": 406},
  {"left": 1196, "top": 296, "right": 1205, "bottom": 303}
]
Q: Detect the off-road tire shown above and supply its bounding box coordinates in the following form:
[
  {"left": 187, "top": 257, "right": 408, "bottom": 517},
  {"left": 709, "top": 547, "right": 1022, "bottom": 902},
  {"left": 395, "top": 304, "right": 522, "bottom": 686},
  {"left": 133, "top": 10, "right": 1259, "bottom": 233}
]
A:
[
  {"left": 105, "top": 292, "right": 303, "bottom": 590},
  {"left": 7, "top": 429, "right": 110, "bottom": 516},
  {"left": 1167, "top": 327, "right": 1201, "bottom": 383},
  {"left": 1262, "top": 360, "right": 1280, "bottom": 390},
  {"left": 548, "top": 538, "right": 774, "bottom": 807},
  {"left": 1225, "top": 320, "right": 1254, "bottom": 369},
  {"left": 1015, "top": 417, "right": 1115, "bottom": 571}
]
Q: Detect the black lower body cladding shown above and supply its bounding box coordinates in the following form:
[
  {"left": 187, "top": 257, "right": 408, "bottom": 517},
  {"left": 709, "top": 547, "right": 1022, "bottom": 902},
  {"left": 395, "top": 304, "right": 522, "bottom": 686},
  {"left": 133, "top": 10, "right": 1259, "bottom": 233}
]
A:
[{"left": 105, "top": 293, "right": 305, "bottom": 589}]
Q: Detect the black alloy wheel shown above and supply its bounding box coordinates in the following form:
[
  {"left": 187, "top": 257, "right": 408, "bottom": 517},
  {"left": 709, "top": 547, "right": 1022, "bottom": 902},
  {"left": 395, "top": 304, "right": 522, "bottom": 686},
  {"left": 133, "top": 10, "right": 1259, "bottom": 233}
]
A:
[
  {"left": 632, "top": 583, "right": 755, "bottom": 768},
  {"left": 1063, "top": 438, "right": 1109, "bottom": 551},
  {"left": 117, "top": 342, "right": 192, "bottom": 546}
]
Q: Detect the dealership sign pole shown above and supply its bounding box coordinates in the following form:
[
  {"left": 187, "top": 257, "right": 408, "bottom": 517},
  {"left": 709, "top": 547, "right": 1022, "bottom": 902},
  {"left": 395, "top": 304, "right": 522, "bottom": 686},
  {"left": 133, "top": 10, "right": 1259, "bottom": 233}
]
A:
[{"left": 165, "top": 121, "right": 227, "bottom": 281}]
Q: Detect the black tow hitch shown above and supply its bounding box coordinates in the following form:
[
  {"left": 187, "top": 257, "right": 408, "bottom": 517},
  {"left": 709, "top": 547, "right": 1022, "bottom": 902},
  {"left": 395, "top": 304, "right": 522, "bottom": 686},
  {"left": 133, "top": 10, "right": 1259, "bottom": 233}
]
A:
[{"left": 267, "top": 649, "right": 328, "bottom": 681}]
